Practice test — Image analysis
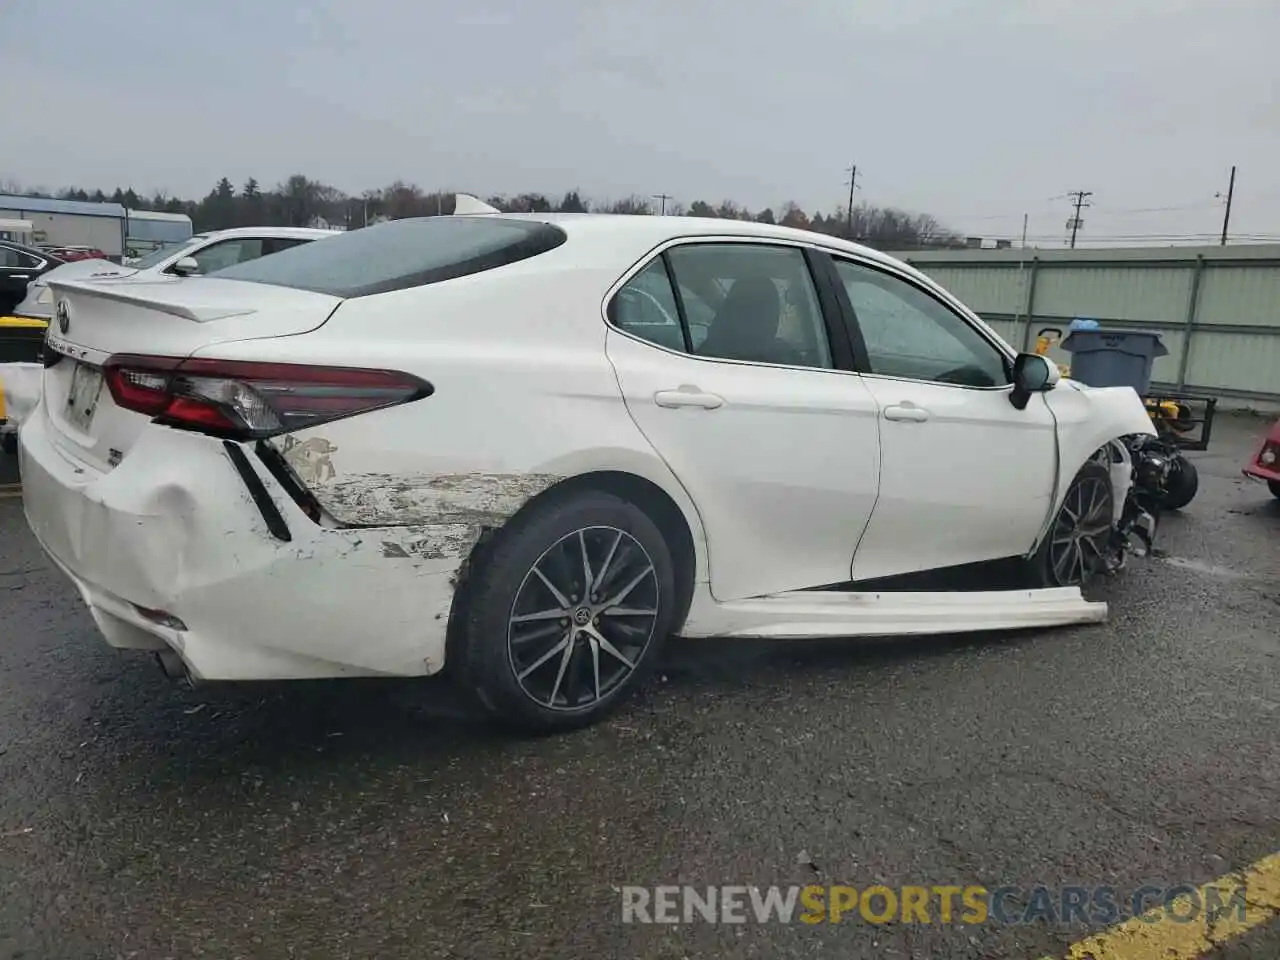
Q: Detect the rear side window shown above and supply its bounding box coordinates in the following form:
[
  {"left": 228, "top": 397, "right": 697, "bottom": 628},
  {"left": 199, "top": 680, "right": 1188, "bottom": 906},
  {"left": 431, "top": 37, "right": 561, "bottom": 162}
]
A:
[{"left": 208, "top": 217, "right": 567, "bottom": 298}]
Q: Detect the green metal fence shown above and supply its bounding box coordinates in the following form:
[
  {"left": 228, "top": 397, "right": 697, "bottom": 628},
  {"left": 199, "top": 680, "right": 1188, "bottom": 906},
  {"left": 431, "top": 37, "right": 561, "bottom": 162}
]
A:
[{"left": 890, "top": 244, "right": 1280, "bottom": 404}]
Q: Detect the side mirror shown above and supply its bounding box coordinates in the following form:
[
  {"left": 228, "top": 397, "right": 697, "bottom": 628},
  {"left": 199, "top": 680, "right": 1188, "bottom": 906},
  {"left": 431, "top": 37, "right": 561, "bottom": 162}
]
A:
[
  {"left": 171, "top": 256, "right": 201, "bottom": 277},
  {"left": 1009, "top": 353, "right": 1059, "bottom": 410}
]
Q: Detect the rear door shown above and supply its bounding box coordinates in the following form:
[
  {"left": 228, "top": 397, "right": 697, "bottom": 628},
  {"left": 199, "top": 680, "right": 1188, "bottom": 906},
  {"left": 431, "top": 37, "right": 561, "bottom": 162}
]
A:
[
  {"left": 605, "top": 239, "right": 882, "bottom": 602},
  {"left": 824, "top": 254, "right": 1059, "bottom": 581},
  {"left": 40, "top": 277, "right": 342, "bottom": 472}
]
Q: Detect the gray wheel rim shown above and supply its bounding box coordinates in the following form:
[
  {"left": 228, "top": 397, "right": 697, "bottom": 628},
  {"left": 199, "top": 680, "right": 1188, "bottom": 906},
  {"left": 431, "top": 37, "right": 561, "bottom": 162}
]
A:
[
  {"left": 507, "top": 525, "right": 660, "bottom": 712},
  {"left": 1048, "top": 475, "right": 1113, "bottom": 586}
]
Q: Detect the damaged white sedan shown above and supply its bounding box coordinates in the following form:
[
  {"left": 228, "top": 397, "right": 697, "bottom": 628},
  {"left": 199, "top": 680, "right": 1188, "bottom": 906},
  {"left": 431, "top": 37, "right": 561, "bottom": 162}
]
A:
[{"left": 19, "top": 213, "right": 1165, "bottom": 730}]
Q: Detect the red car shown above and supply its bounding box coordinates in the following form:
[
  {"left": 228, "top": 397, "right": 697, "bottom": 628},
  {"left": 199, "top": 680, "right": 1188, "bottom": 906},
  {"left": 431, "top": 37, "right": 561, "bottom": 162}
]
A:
[
  {"left": 1242, "top": 419, "right": 1280, "bottom": 499},
  {"left": 43, "top": 245, "right": 108, "bottom": 262}
]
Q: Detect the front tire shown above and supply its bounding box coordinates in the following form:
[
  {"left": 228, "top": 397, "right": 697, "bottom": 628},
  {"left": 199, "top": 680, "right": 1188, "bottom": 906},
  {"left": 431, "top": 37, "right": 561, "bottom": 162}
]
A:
[
  {"left": 457, "top": 491, "right": 677, "bottom": 732},
  {"left": 1160, "top": 456, "right": 1199, "bottom": 511},
  {"left": 1029, "top": 461, "right": 1116, "bottom": 589}
]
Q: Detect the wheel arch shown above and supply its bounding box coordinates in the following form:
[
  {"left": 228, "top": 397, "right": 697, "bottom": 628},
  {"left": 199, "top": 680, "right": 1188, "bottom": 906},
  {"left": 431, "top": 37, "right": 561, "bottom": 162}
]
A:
[{"left": 444, "top": 468, "right": 703, "bottom": 676}]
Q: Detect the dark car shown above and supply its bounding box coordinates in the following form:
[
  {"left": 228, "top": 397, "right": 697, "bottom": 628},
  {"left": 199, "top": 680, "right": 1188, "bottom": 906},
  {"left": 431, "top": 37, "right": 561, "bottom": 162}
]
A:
[{"left": 1, "top": 240, "right": 64, "bottom": 318}]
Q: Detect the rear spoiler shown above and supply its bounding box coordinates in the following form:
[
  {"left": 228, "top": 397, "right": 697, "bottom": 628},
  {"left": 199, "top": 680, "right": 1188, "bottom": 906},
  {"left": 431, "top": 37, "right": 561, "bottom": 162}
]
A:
[
  {"left": 45, "top": 277, "right": 254, "bottom": 323},
  {"left": 453, "top": 193, "right": 501, "bottom": 215}
]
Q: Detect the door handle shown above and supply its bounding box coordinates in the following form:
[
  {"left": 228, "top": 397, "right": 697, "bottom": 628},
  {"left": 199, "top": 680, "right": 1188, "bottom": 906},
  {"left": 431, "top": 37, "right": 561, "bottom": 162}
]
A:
[
  {"left": 654, "top": 386, "right": 724, "bottom": 410},
  {"left": 10, "top": 274, "right": 29, "bottom": 280},
  {"left": 883, "top": 403, "right": 929, "bottom": 422}
]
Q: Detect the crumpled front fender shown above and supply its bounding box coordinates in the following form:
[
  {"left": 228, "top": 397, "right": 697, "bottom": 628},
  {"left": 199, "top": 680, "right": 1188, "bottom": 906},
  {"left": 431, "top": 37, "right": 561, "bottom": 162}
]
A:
[{"left": 1044, "top": 380, "right": 1157, "bottom": 517}]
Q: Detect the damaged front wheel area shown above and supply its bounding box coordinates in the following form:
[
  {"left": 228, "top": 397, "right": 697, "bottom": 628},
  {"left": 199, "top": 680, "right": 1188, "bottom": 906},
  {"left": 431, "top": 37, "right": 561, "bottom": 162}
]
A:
[{"left": 1030, "top": 462, "right": 1116, "bottom": 589}]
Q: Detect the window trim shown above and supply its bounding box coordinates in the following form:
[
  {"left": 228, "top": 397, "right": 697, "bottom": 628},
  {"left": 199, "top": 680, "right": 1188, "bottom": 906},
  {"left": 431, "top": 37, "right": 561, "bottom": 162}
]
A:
[
  {"left": 823, "top": 251, "right": 1017, "bottom": 391},
  {"left": 602, "top": 235, "right": 859, "bottom": 374}
]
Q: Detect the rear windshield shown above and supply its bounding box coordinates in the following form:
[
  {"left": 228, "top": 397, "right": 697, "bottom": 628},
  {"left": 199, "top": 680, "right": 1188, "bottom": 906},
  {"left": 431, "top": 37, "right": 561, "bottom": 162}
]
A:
[{"left": 208, "top": 217, "right": 567, "bottom": 298}]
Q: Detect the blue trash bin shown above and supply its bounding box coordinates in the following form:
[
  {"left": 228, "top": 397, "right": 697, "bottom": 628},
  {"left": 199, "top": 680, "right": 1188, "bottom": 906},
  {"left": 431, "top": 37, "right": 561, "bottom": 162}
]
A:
[{"left": 1060, "top": 329, "right": 1168, "bottom": 394}]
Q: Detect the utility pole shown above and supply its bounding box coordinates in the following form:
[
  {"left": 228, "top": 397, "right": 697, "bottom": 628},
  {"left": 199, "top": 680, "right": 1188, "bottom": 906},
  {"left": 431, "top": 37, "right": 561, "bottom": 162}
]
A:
[
  {"left": 845, "top": 163, "right": 860, "bottom": 239},
  {"left": 1218, "top": 165, "right": 1236, "bottom": 245},
  {"left": 1021, "top": 213, "right": 1029, "bottom": 249},
  {"left": 651, "top": 193, "right": 673, "bottom": 215},
  {"left": 1065, "top": 190, "right": 1093, "bottom": 248}
]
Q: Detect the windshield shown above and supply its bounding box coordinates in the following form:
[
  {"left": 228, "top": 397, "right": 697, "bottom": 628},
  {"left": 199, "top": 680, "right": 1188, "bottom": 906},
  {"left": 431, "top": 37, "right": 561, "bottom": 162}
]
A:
[{"left": 131, "top": 238, "right": 201, "bottom": 270}]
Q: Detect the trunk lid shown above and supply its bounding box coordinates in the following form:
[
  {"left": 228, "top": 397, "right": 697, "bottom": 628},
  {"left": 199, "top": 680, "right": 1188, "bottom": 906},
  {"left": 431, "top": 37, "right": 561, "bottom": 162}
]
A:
[{"left": 40, "top": 276, "right": 342, "bottom": 472}]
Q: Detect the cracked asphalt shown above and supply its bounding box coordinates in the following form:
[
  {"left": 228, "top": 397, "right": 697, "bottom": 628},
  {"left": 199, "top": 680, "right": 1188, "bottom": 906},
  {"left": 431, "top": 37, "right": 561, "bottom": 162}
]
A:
[{"left": 1, "top": 416, "right": 1277, "bottom": 959}]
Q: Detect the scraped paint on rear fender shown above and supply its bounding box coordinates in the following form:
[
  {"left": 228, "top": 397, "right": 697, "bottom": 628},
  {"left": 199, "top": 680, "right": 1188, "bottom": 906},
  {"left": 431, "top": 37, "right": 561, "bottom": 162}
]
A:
[{"left": 269, "top": 434, "right": 562, "bottom": 538}]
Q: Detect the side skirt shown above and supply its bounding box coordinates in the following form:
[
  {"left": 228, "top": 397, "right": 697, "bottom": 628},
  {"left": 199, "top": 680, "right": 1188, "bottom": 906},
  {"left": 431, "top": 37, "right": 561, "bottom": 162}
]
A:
[{"left": 679, "top": 586, "right": 1105, "bottom": 639}]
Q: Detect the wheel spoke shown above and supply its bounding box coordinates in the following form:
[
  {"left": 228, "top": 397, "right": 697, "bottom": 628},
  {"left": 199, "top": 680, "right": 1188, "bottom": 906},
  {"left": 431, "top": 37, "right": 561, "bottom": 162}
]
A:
[
  {"left": 601, "top": 565, "right": 655, "bottom": 609},
  {"left": 591, "top": 531, "right": 623, "bottom": 597},
  {"left": 517, "top": 633, "right": 570, "bottom": 680},
  {"left": 589, "top": 635, "right": 601, "bottom": 702},
  {"left": 584, "top": 623, "right": 636, "bottom": 670},
  {"left": 511, "top": 621, "right": 566, "bottom": 646},
  {"left": 533, "top": 565, "right": 573, "bottom": 609},
  {"left": 511, "top": 607, "right": 568, "bottom": 624},
  {"left": 602, "top": 606, "right": 658, "bottom": 618},
  {"left": 578, "top": 530, "right": 594, "bottom": 600},
  {"left": 546, "top": 633, "right": 577, "bottom": 706}
]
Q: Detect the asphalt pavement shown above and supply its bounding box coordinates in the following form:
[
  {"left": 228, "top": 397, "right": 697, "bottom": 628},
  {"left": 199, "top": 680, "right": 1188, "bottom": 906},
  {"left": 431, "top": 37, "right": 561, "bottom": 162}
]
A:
[{"left": 0, "top": 416, "right": 1277, "bottom": 959}]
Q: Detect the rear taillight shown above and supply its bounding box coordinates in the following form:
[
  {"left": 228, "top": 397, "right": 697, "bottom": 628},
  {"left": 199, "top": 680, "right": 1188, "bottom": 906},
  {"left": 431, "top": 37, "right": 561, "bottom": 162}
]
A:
[{"left": 103, "top": 355, "right": 432, "bottom": 439}]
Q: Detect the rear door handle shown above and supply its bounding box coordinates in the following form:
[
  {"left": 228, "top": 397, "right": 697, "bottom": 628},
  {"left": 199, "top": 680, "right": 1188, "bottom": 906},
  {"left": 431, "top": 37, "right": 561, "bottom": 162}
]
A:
[
  {"left": 654, "top": 386, "right": 724, "bottom": 410},
  {"left": 9, "top": 274, "right": 29, "bottom": 280},
  {"left": 883, "top": 403, "right": 929, "bottom": 422}
]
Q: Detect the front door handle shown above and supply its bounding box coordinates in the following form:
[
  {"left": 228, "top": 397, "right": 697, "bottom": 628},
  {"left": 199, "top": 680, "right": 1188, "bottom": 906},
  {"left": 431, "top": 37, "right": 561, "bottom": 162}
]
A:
[
  {"left": 883, "top": 403, "right": 929, "bottom": 422},
  {"left": 654, "top": 386, "right": 724, "bottom": 410},
  {"left": 9, "top": 274, "right": 29, "bottom": 280}
]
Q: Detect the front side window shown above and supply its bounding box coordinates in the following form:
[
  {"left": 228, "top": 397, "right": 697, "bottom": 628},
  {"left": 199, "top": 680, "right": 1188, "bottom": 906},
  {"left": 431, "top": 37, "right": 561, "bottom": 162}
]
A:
[
  {"left": 833, "top": 259, "right": 1010, "bottom": 387},
  {"left": 668, "top": 244, "right": 833, "bottom": 369}
]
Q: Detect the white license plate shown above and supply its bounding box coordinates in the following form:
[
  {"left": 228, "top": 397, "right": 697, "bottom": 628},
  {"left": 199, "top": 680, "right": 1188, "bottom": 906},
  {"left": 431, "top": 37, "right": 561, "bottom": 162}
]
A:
[{"left": 66, "top": 363, "right": 104, "bottom": 433}]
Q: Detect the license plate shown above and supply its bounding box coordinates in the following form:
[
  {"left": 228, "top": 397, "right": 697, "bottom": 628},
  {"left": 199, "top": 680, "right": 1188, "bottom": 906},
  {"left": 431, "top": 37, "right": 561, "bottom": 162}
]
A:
[{"left": 66, "top": 362, "right": 104, "bottom": 433}]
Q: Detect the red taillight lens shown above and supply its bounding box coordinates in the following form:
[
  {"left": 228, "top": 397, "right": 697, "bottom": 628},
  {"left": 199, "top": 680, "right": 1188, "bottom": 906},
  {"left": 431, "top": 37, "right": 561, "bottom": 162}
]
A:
[{"left": 103, "top": 355, "right": 432, "bottom": 439}]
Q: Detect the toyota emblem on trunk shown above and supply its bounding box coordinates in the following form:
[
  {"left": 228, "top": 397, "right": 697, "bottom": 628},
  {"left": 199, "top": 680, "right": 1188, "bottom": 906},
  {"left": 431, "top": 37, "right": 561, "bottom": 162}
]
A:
[{"left": 56, "top": 300, "right": 71, "bottom": 334}]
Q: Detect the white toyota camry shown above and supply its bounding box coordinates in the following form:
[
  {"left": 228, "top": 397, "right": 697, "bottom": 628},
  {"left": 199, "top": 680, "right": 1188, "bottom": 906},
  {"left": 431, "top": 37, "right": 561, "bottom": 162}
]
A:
[{"left": 20, "top": 213, "right": 1164, "bottom": 730}]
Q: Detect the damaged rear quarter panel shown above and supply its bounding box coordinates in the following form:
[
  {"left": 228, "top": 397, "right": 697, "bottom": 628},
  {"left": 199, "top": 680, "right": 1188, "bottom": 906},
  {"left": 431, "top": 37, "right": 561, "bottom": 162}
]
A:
[{"left": 269, "top": 431, "right": 561, "bottom": 556}]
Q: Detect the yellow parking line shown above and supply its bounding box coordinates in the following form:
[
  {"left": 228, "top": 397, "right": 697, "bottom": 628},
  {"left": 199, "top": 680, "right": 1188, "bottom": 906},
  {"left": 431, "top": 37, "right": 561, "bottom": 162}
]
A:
[{"left": 1044, "top": 851, "right": 1280, "bottom": 959}]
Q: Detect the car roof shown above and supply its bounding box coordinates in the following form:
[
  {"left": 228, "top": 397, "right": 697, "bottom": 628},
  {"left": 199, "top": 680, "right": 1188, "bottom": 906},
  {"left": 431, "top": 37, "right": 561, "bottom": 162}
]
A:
[
  {"left": 482, "top": 212, "right": 909, "bottom": 272},
  {"left": 193, "top": 226, "right": 345, "bottom": 241}
]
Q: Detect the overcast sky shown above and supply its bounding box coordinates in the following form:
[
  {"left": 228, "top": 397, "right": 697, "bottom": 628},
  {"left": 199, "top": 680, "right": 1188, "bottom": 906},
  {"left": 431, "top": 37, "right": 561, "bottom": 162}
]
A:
[{"left": 4, "top": 0, "right": 1278, "bottom": 246}]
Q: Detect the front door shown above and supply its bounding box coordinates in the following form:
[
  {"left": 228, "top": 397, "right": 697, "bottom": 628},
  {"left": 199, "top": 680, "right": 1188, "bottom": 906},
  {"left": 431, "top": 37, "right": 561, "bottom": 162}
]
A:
[
  {"left": 826, "top": 255, "right": 1059, "bottom": 582},
  {"left": 605, "top": 240, "right": 882, "bottom": 601}
]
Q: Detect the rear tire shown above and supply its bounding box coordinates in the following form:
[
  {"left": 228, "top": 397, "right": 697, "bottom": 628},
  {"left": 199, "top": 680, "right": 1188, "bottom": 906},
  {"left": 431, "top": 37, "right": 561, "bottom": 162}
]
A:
[
  {"left": 1029, "top": 461, "right": 1115, "bottom": 589},
  {"left": 456, "top": 491, "right": 677, "bottom": 733},
  {"left": 1160, "top": 457, "right": 1199, "bottom": 511}
]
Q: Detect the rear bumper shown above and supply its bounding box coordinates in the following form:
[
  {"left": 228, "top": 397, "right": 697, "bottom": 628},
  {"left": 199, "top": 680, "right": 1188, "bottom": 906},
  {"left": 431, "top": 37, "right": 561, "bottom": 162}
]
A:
[
  {"left": 18, "top": 407, "right": 468, "bottom": 679},
  {"left": 1243, "top": 463, "right": 1280, "bottom": 483}
]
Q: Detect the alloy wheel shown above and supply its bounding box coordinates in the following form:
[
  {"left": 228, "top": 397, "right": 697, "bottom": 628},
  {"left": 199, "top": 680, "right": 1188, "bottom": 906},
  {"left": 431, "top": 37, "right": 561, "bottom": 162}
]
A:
[
  {"left": 507, "top": 526, "right": 660, "bottom": 711},
  {"left": 1047, "top": 474, "right": 1114, "bottom": 586}
]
